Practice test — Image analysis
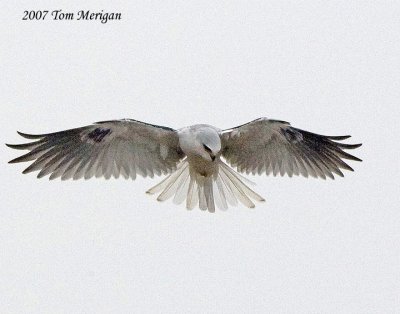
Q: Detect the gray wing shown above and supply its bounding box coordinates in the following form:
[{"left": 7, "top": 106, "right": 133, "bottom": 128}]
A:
[
  {"left": 220, "top": 117, "right": 362, "bottom": 179},
  {"left": 7, "top": 119, "right": 184, "bottom": 180}
]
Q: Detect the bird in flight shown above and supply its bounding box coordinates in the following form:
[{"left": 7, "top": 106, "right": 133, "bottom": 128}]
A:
[{"left": 7, "top": 117, "right": 362, "bottom": 212}]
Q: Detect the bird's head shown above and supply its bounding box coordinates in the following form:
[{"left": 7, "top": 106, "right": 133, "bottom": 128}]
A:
[{"left": 196, "top": 128, "right": 221, "bottom": 162}]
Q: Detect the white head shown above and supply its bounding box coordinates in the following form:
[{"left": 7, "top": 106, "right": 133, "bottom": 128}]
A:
[
  {"left": 179, "top": 125, "right": 222, "bottom": 162},
  {"left": 196, "top": 127, "right": 221, "bottom": 161}
]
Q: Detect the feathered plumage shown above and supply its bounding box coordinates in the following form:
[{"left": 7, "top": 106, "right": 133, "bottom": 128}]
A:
[{"left": 7, "top": 117, "right": 362, "bottom": 212}]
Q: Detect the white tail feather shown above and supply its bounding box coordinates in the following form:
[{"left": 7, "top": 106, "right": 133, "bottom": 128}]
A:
[{"left": 146, "top": 159, "right": 265, "bottom": 212}]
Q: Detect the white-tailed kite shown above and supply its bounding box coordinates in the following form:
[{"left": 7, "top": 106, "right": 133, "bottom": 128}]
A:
[{"left": 7, "top": 118, "right": 362, "bottom": 212}]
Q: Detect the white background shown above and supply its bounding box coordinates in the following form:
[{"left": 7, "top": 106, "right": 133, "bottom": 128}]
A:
[{"left": 1, "top": 1, "right": 399, "bottom": 313}]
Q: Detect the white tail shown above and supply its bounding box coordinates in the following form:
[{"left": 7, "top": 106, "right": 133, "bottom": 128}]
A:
[{"left": 146, "top": 159, "right": 265, "bottom": 212}]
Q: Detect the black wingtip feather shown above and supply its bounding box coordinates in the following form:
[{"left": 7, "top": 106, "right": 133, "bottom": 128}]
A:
[
  {"left": 336, "top": 143, "right": 362, "bottom": 149},
  {"left": 327, "top": 135, "right": 351, "bottom": 140},
  {"left": 8, "top": 156, "right": 27, "bottom": 164},
  {"left": 22, "top": 167, "right": 32, "bottom": 174},
  {"left": 348, "top": 143, "right": 362, "bottom": 149},
  {"left": 17, "top": 131, "right": 44, "bottom": 139},
  {"left": 340, "top": 152, "right": 362, "bottom": 162},
  {"left": 6, "top": 142, "right": 37, "bottom": 150}
]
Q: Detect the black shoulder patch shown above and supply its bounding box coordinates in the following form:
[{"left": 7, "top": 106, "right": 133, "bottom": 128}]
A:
[
  {"left": 87, "top": 128, "right": 112, "bottom": 142},
  {"left": 281, "top": 127, "right": 303, "bottom": 143}
]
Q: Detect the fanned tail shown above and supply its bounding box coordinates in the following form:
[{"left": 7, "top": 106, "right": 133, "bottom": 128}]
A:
[{"left": 146, "top": 160, "right": 265, "bottom": 212}]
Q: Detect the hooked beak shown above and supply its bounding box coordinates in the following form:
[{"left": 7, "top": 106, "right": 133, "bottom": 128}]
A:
[{"left": 202, "top": 144, "right": 216, "bottom": 161}]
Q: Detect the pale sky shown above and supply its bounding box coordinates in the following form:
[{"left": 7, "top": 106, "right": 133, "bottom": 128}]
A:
[{"left": 1, "top": 1, "right": 399, "bottom": 313}]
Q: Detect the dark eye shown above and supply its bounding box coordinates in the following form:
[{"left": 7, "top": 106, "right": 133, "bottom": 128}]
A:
[{"left": 203, "top": 144, "right": 212, "bottom": 153}]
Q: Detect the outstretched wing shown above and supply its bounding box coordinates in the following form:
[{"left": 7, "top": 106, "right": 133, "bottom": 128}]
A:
[
  {"left": 7, "top": 119, "right": 184, "bottom": 180},
  {"left": 220, "top": 117, "right": 362, "bottom": 179}
]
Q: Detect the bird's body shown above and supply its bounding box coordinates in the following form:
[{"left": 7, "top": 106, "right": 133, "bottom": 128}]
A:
[{"left": 7, "top": 117, "right": 362, "bottom": 212}]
